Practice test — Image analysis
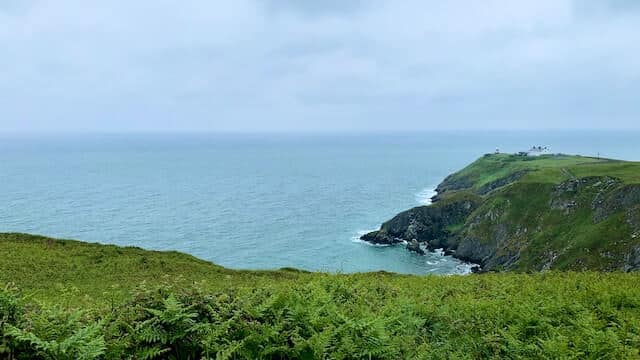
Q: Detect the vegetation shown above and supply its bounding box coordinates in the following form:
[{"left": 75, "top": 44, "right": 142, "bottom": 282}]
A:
[
  {"left": 0, "top": 233, "right": 305, "bottom": 307},
  {"left": 2, "top": 233, "right": 640, "bottom": 358},
  {"left": 439, "top": 153, "right": 640, "bottom": 196},
  {"left": 455, "top": 154, "right": 640, "bottom": 271},
  {"left": 364, "top": 153, "right": 640, "bottom": 272},
  {"left": 444, "top": 154, "right": 620, "bottom": 190}
]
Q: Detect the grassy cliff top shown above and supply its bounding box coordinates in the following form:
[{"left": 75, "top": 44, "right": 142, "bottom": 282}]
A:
[{"left": 444, "top": 153, "right": 640, "bottom": 193}]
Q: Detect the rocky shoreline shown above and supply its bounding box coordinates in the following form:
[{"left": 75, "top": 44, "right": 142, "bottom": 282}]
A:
[
  {"left": 361, "top": 153, "right": 640, "bottom": 272},
  {"left": 360, "top": 188, "right": 484, "bottom": 271}
]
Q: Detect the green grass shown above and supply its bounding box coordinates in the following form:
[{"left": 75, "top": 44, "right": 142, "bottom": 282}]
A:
[
  {"left": 0, "top": 233, "right": 310, "bottom": 307},
  {"left": 569, "top": 161, "right": 640, "bottom": 183},
  {"left": 2, "top": 233, "right": 640, "bottom": 358},
  {"left": 444, "top": 153, "right": 638, "bottom": 192}
]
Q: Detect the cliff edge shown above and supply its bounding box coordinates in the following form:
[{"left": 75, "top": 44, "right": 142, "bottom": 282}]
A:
[{"left": 362, "top": 153, "right": 640, "bottom": 272}]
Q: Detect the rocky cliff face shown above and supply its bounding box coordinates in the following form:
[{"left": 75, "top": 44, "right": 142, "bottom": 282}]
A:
[
  {"left": 360, "top": 197, "right": 478, "bottom": 246},
  {"left": 361, "top": 154, "right": 640, "bottom": 272}
]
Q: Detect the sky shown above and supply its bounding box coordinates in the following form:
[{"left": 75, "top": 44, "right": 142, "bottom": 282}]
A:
[{"left": 1, "top": 0, "right": 639, "bottom": 132}]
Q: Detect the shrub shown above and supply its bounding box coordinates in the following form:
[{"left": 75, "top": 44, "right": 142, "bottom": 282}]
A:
[{"left": 2, "top": 273, "right": 640, "bottom": 359}]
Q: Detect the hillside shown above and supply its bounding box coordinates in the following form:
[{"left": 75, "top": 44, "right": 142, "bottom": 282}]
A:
[
  {"left": 362, "top": 153, "right": 640, "bottom": 272},
  {"left": 2, "top": 233, "right": 640, "bottom": 358}
]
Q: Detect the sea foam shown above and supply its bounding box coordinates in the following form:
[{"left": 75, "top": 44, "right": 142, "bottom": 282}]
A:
[{"left": 415, "top": 187, "right": 437, "bottom": 205}]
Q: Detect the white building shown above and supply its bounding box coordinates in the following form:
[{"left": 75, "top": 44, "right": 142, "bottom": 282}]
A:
[{"left": 526, "top": 146, "right": 550, "bottom": 156}]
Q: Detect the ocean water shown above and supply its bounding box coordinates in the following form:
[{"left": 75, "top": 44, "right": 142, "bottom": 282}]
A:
[{"left": 1, "top": 131, "right": 639, "bottom": 274}]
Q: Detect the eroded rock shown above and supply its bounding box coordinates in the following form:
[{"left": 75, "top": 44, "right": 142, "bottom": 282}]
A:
[{"left": 406, "top": 239, "right": 425, "bottom": 255}]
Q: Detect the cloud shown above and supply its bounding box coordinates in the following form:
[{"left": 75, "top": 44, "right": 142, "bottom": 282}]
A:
[
  {"left": 1, "top": 0, "right": 639, "bottom": 132},
  {"left": 261, "top": 0, "right": 370, "bottom": 17}
]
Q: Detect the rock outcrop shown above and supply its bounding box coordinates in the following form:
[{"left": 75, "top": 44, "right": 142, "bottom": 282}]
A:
[
  {"left": 406, "top": 239, "right": 425, "bottom": 255},
  {"left": 360, "top": 197, "right": 478, "bottom": 247},
  {"left": 361, "top": 154, "right": 640, "bottom": 272}
]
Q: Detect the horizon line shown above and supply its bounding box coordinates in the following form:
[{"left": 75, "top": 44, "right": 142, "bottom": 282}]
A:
[{"left": 2, "top": 128, "right": 640, "bottom": 136}]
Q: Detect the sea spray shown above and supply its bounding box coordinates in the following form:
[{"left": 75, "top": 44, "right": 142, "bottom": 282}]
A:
[{"left": 416, "top": 187, "right": 438, "bottom": 205}]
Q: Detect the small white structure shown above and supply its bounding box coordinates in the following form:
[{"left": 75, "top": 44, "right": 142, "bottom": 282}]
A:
[
  {"left": 516, "top": 146, "right": 550, "bottom": 157},
  {"left": 526, "top": 146, "right": 550, "bottom": 157}
]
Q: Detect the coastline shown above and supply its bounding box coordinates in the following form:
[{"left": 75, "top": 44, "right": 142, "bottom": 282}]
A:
[{"left": 361, "top": 153, "right": 640, "bottom": 272}]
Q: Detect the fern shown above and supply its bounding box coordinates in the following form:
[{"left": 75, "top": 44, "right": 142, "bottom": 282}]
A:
[
  {"left": 4, "top": 271, "right": 640, "bottom": 358},
  {"left": 136, "top": 345, "right": 171, "bottom": 360},
  {"left": 4, "top": 311, "right": 105, "bottom": 360}
]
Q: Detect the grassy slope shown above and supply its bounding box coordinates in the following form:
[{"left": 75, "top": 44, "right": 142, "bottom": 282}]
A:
[
  {"left": 446, "top": 153, "right": 636, "bottom": 190},
  {"left": 440, "top": 154, "right": 640, "bottom": 271},
  {"left": 2, "top": 233, "right": 640, "bottom": 358},
  {"left": 0, "top": 233, "right": 309, "bottom": 306}
]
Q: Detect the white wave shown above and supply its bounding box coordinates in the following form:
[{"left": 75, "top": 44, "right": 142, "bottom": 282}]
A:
[
  {"left": 434, "top": 247, "right": 477, "bottom": 275},
  {"left": 415, "top": 187, "right": 437, "bottom": 205},
  {"left": 352, "top": 228, "right": 478, "bottom": 274},
  {"left": 453, "top": 263, "right": 475, "bottom": 275}
]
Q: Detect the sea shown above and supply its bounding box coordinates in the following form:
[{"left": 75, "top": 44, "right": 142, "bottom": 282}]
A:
[{"left": 1, "top": 130, "right": 639, "bottom": 274}]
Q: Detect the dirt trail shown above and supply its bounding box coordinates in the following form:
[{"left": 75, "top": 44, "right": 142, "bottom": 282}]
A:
[{"left": 561, "top": 168, "right": 577, "bottom": 180}]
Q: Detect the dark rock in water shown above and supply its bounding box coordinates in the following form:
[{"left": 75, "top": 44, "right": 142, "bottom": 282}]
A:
[
  {"left": 359, "top": 230, "right": 403, "bottom": 245},
  {"left": 423, "top": 241, "right": 436, "bottom": 253},
  {"left": 443, "top": 249, "right": 455, "bottom": 256},
  {"left": 359, "top": 199, "right": 479, "bottom": 246},
  {"left": 470, "top": 265, "right": 481, "bottom": 273},
  {"left": 406, "top": 239, "right": 425, "bottom": 255}
]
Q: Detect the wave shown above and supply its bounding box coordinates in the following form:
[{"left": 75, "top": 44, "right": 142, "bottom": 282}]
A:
[
  {"left": 452, "top": 262, "right": 475, "bottom": 275},
  {"left": 352, "top": 187, "right": 476, "bottom": 274},
  {"left": 415, "top": 187, "right": 437, "bottom": 205},
  {"left": 351, "top": 229, "right": 476, "bottom": 274}
]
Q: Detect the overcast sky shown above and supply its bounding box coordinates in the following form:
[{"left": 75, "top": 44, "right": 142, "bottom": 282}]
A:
[{"left": 1, "top": 0, "right": 639, "bottom": 132}]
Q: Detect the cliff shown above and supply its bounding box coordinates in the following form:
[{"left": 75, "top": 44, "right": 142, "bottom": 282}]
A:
[{"left": 362, "top": 153, "right": 640, "bottom": 272}]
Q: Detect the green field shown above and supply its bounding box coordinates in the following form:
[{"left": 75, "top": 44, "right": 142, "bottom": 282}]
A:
[
  {"left": 445, "top": 153, "right": 639, "bottom": 190},
  {"left": 2, "top": 233, "right": 640, "bottom": 359}
]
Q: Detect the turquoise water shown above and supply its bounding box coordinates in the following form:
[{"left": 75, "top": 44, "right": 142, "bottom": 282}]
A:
[{"left": 1, "top": 131, "right": 639, "bottom": 274}]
